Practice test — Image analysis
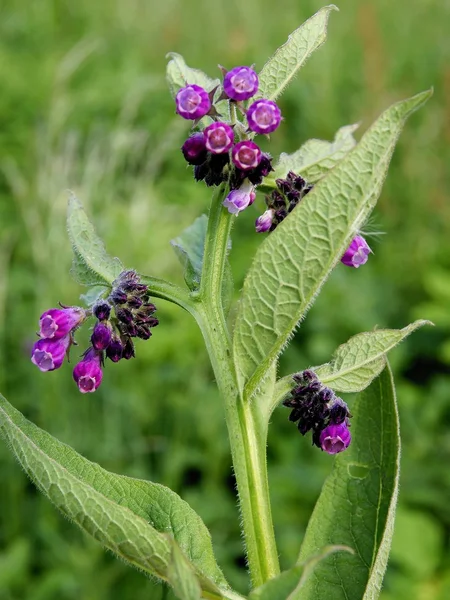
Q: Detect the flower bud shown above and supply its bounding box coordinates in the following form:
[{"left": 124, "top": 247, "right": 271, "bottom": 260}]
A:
[
  {"left": 232, "top": 141, "right": 261, "bottom": 171},
  {"left": 203, "top": 122, "right": 234, "bottom": 154},
  {"left": 223, "top": 66, "right": 259, "bottom": 101},
  {"left": 247, "top": 99, "right": 281, "bottom": 134},
  {"left": 91, "top": 322, "right": 112, "bottom": 351},
  {"left": 39, "top": 307, "right": 85, "bottom": 340},
  {"left": 341, "top": 235, "right": 371, "bottom": 268},
  {"left": 175, "top": 84, "right": 211, "bottom": 120},
  {"left": 73, "top": 348, "right": 103, "bottom": 394},
  {"left": 106, "top": 335, "right": 123, "bottom": 363},
  {"left": 223, "top": 180, "right": 255, "bottom": 215},
  {"left": 117, "top": 308, "right": 133, "bottom": 324},
  {"left": 181, "top": 133, "right": 207, "bottom": 165},
  {"left": 93, "top": 301, "right": 111, "bottom": 321},
  {"left": 255, "top": 209, "right": 274, "bottom": 233},
  {"left": 31, "top": 336, "right": 70, "bottom": 372},
  {"left": 319, "top": 423, "right": 352, "bottom": 455},
  {"left": 122, "top": 339, "right": 135, "bottom": 360}
]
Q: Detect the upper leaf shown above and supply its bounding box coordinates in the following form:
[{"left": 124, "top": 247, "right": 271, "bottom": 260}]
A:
[
  {"left": 256, "top": 6, "right": 338, "bottom": 102},
  {"left": 0, "top": 393, "right": 228, "bottom": 595},
  {"left": 314, "top": 320, "right": 431, "bottom": 392},
  {"left": 171, "top": 215, "right": 208, "bottom": 291},
  {"left": 297, "top": 366, "right": 400, "bottom": 600},
  {"left": 166, "top": 52, "right": 220, "bottom": 98},
  {"left": 67, "top": 192, "right": 124, "bottom": 287},
  {"left": 232, "top": 90, "right": 432, "bottom": 398}
]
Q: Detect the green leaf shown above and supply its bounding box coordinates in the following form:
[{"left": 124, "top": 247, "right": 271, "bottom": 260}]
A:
[
  {"left": 0, "top": 393, "right": 228, "bottom": 596},
  {"left": 166, "top": 52, "right": 220, "bottom": 98},
  {"left": 256, "top": 6, "right": 338, "bottom": 102},
  {"left": 167, "top": 540, "right": 202, "bottom": 600},
  {"left": 262, "top": 124, "right": 359, "bottom": 190},
  {"left": 297, "top": 366, "right": 400, "bottom": 600},
  {"left": 171, "top": 215, "right": 208, "bottom": 291},
  {"left": 232, "top": 90, "right": 432, "bottom": 399},
  {"left": 67, "top": 192, "right": 124, "bottom": 286},
  {"left": 314, "top": 319, "right": 431, "bottom": 392},
  {"left": 248, "top": 546, "right": 352, "bottom": 600}
]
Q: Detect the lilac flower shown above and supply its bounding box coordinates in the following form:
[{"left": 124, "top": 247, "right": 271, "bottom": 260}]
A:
[
  {"left": 73, "top": 348, "right": 103, "bottom": 394},
  {"left": 223, "top": 181, "right": 255, "bottom": 214},
  {"left": 247, "top": 99, "right": 282, "bottom": 134},
  {"left": 319, "top": 423, "right": 352, "bottom": 455},
  {"left": 39, "top": 307, "right": 85, "bottom": 340},
  {"left": 255, "top": 209, "right": 274, "bottom": 233},
  {"left": 91, "top": 322, "right": 112, "bottom": 351},
  {"left": 31, "top": 336, "right": 70, "bottom": 372},
  {"left": 203, "top": 122, "right": 234, "bottom": 154},
  {"left": 341, "top": 235, "right": 372, "bottom": 268},
  {"left": 181, "top": 133, "right": 208, "bottom": 165},
  {"left": 175, "top": 84, "right": 211, "bottom": 120},
  {"left": 223, "top": 66, "right": 259, "bottom": 101},
  {"left": 232, "top": 140, "right": 262, "bottom": 171}
]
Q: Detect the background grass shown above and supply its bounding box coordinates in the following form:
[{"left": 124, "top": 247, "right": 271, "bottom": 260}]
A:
[{"left": 0, "top": 0, "right": 449, "bottom": 598}]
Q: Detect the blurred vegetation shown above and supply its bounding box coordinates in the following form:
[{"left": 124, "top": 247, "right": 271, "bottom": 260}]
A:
[{"left": 0, "top": 0, "right": 449, "bottom": 598}]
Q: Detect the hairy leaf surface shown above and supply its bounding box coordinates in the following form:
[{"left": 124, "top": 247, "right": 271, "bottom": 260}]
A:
[
  {"left": 232, "top": 90, "right": 431, "bottom": 398},
  {"left": 166, "top": 52, "right": 219, "bottom": 98},
  {"left": 171, "top": 215, "right": 208, "bottom": 291},
  {"left": 297, "top": 366, "right": 400, "bottom": 600}
]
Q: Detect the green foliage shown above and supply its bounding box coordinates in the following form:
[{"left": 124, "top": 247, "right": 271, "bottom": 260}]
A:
[
  {"left": 171, "top": 215, "right": 208, "bottom": 291},
  {"left": 166, "top": 53, "right": 220, "bottom": 99},
  {"left": 298, "top": 367, "right": 400, "bottom": 600}
]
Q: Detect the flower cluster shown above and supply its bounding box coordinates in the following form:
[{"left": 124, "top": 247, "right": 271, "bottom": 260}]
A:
[
  {"left": 176, "top": 65, "right": 282, "bottom": 215},
  {"left": 283, "top": 370, "right": 352, "bottom": 455},
  {"left": 31, "top": 270, "right": 158, "bottom": 394}
]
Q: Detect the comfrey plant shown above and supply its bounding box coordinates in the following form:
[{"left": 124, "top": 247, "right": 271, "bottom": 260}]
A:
[{"left": 0, "top": 7, "right": 432, "bottom": 600}]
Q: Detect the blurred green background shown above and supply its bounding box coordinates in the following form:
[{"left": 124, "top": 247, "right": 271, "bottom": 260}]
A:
[{"left": 1, "top": 0, "right": 449, "bottom": 598}]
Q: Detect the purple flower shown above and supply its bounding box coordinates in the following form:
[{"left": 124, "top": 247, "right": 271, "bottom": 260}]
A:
[
  {"left": 106, "top": 335, "right": 123, "bottom": 363},
  {"left": 341, "top": 235, "right": 372, "bottom": 268},
  {"left": 247, "top": 99, "right": 282, "bottom": 134},
  {"left": 93, "top": 302, "right": 111, "bottom": 321},
  {"left": 203, "top": 122, "right": 234, "bottom": 154},
  {"left": 223, "top": 181, "right": 255, "bottom": 214},
  {"left": 181, "top": 133, "right": 208, "bottom": 165},
  {"left": 73, "top": 348, "right": 103, "bottom": 394},
  {"left": 175, "top": 84, "right": 211, "bottom": 120},
  {"left": 232, "top": 140, "right": 262, "bottom": 171},
  {"left": 91, "top": 322, "right": 112, "bottom": 351},
  {"left": 319, "top": 423, "right": 352, "bottom": 455},
  {"left": 39, "top": 307, "right": 85, "bottom": 340},
  {"left": 223, "top": 66, "right": 259, "bottom": 101},
  {"left": 31, "top": 336, "right": 70, "bottom": 372},
  {"left": 255, "top": 209, "right": 274, "bottom": 233}
]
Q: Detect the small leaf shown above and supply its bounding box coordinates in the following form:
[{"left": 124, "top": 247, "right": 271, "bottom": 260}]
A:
[
  {"left": 314, "top": 319, "right": 431, "bottom": 392},
  {"left": 297, "top": 366, "right": 400, "bottom": 600},
  {"left": 67, "top": 192, "right": 123, "bottom": 287},
  {"left": 263, "top": 124, "right": 359, "bottom": 189},
  {"left": 256, "top": 6, "right": 338, "bottom": 102},
  {"left": 171, "top": 215, "right": 208, "bottom": 291},
  {"left": 167, "top": 540, "right": 202, "bottom": 600},
  {"left": 79, "top": 285, "right": 109, "bottom": 307},
  {"left": 166, "top": 52, "right": 220, "bottom": 98},
  {"left": 0, "top": 394, "right": 228, "bottom": 594},
  {"left": 232, "top": 90, "right": 432, "bottom": 399}
]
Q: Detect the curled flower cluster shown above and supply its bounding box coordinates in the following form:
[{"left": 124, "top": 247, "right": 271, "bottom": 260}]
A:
[
  {"left": 176, "top": 65, "right": 283, "bottom": 215},
  {"left": 31, "top": 270, "right": 158, "bottom": 394},
  {"left": 283, "top": 370, "right": 352, "bottom": 455}
]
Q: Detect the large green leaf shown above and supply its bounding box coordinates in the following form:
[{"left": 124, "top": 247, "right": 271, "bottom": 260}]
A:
[
  {"left": 171, "top": 215, "right": 209, "bottom": 291},
  {"left": 0, "top": 394, "right": 229, "bottom": 598},
  {"left": 297, "top": 366, "right": 400, "bottom": 600},
  {"left": 256, "top": 6, "right": 337, "bottom": 102},
  {"left": 314, "top": 319, "right": 431, "bottom": 392},
  {"left": 166, "top": 52, "right": 220, "bottom": 98},
  {"left": 67, "top": 192, "right": 123, "bottom": 286},
  {"left": 232, "top": 90, "right": 431, "bottom": 399}
]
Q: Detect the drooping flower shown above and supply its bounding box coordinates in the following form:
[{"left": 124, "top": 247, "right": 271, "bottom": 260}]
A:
[
  {"left": 232, "top": 140, "right": 262, "bottom": 171},
  {"left": 73, "top": 348, "right": 103, "bottom": 394},
  {"left": 255, "top": 209, "right": 274, "bottom": 233},
  {"left": 39, "top": 307, "right": 86, "bottom": 340},
  {"left": 175, "top": 84, "right": 211, "bottom": 120},
  {"left": 319, "top": 423, "right": 352, "bottom": 455},
  {"left": 223, "top": 180, "right": 255, "bottom": 214},
  {"left": 181, "top": 133, "right": 208, "bottom": 165},
  {"left": 31, "top": 336, "right": 70, "bottom": 372},
  {"left": 223, "top": 66, "right": 259, "bottom": 101},
  {"left": 91, "top": 322, "right": 112, "bottom": 351},
  {"left": 341, "top": 235, "right": 372, "bottom": 268},
  {"left": 247, "top": 99, "right": 282, "bottom": 134}
]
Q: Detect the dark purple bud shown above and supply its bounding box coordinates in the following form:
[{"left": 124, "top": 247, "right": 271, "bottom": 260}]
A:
[
  {"left": 136, "top": 325, "right": 152, "bottom": 340},
  {"left": 287, "top": 189, "right": 300, "bottom": 203},
  {"left": 91, "top": 322, "right": 112, "bottom": 351},
  {"left": 276, "top": 178, "right": 292, "bottom": 194},
  {"left": 122, "top": 339, "right": 135, "bottom": 360},
  {"left": 223, "top": 66, "right": 259, "bottom": 101},
  {"left": 117, "top": 308, "right": 133, "bottom": 324},
  {"left": 232, "top": 141, "right": 262, "bottom": 171},
  {"left": 106, "top": 336, "right": 123, "bottom": 363},
  {"left": 127, "top": 296, "right": 143, "bottom": 309},
  {"left": 247, "top": 153, "right": 274, "bottom": 185},
  {"left": 194, "top": 162, "right": 209, "bottom": 182},
  {"left": 39, "top": 307, "right": 86, "bottom": 340},
  {"left": 255, "top": 209, "right": 274, "bottom": 233},
  {"left": 175, "top": 84, "right": 211, "bottom": 120},
  {"left": 31, "top": 336, "right": 70, "bottom": 372},
  {"left": 292, "top": 174, "right": 306, "bottom": 191},
  {"left": 247, "top": 99, "right": 282, "bottom": 134},
  {"left": 73, "top": 348, "right": 103, "bottom": 394},
  {"left": 93, "top": 301, "right": 111, "bottom": 321},
  {"left": 223, "top": 180, "right": 255, "bottom": 214},
  {"left": 341, "top": 235, "right": 372, "bottom": 268},
  {"left": 110, "top": 289, "right": 128, "bottom": 304},
  {"left": 203, "top": 122, "right": 234, "bottom": 154},
  {"left": 319, "top": 423, "right": 352, "bottom": 455},
  {"left": 181, "top": 133, "right": 208, "bottom": 165},
  {"left": 328, "top": 397, "right": 351, "bottom": 424}
]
